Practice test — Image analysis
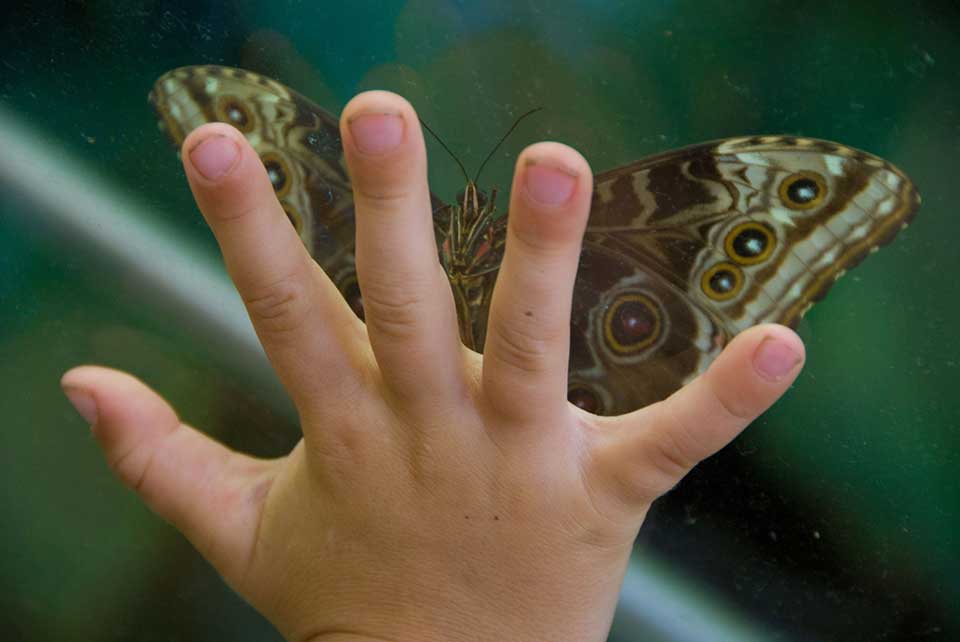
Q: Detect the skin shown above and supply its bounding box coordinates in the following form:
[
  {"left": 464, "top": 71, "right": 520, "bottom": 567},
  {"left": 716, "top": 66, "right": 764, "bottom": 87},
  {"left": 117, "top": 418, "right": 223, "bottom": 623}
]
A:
[{"left": 61, "top": 91, "right": 804, "bottom": 642}]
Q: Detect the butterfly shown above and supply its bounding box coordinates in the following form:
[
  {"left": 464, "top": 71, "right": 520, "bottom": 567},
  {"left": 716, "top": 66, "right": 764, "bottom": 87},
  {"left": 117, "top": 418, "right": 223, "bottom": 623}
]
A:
[{"left": 149, "top": 65, "right": 921, "bottom": 416}]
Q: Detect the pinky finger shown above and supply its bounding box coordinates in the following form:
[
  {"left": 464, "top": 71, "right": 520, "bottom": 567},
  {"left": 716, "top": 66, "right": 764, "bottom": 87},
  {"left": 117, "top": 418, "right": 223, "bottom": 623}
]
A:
[{"left": 590, "top": 324, "right": 804, "bottom": 507}]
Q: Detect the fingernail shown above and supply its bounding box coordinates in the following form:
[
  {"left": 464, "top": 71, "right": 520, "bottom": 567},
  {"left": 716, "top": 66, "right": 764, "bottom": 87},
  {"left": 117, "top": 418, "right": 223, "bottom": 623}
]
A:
[
  {"left": 63, "top": 386, "right": 98, "bottom": 425},
  {"left": 753, "top": 337, "right": 802, "bottom": 381},
  {"left": 189, "top": 135, "right": 240, "bottom": 180},
  {"left": 524, "top": 162, "right": 577, "bottom": 205},
  {"left": 348, "top": 112, "right": 404, "bottom": 154}
]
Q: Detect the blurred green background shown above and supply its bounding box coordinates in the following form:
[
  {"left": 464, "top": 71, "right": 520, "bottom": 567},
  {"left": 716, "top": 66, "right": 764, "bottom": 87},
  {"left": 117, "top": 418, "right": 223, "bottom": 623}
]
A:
[{"left": 1, "top": 2, "right": 957, "bottom": 641}]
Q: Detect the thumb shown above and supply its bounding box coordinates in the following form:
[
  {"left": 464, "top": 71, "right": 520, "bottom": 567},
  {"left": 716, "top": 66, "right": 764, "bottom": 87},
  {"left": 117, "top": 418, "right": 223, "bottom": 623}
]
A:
[
  {"left": 61, "top": 365, "right": 277, "bottom": 583},
  {"left": 594, "top": 324, "right": 804, "bottom": 506}
]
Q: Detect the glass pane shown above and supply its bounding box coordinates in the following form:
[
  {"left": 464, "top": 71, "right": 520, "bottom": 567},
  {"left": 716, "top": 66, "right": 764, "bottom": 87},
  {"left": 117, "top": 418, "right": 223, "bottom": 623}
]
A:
[{"left": 3, "top": 3, "right": 956, "bottom": 641}]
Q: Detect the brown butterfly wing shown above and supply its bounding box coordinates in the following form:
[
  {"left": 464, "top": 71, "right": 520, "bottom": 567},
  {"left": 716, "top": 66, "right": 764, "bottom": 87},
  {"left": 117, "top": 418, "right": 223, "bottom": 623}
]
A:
[
  {"left": 150, "top": 71, "right": 921, "bottom": 417},
  {"left": 150, "top": 65, "right": 365, "bottom": 314},
  {"left": 570, "top": 136, "right": 920, "bottom": 416}
]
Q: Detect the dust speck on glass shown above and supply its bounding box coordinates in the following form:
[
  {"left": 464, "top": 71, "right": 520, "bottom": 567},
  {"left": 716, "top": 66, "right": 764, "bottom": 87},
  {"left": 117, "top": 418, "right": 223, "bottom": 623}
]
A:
[{"left": 2, "top": 3, "right": 956, "bottom": 642}]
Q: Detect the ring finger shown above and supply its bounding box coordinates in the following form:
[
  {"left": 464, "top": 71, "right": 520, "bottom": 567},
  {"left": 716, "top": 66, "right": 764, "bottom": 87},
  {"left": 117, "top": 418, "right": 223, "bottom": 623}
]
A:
[{"left": 482, "top": 142, "right": 593, "bottom": 425}]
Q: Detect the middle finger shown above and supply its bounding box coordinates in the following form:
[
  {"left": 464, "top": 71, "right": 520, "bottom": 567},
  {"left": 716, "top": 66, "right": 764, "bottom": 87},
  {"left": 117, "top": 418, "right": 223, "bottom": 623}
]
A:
[{"left": 340, "top": 91, "right": 466, "bottom": 410}]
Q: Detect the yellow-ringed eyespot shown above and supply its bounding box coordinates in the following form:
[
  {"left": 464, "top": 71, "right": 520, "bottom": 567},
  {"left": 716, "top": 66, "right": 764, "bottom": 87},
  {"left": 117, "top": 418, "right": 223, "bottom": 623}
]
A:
[
  {"left": 567, "top": 383, "right": 606, "bottom": 415},
  {"left": 261, "top": 152, "right": 291, "bottom": 198},
  {"left": 281, "top": 202, "right": 303, "bottom": 235},
  {"left": 603, "top": 293, "right": 663, "bottom": 356},
  {"left": 701, "top": 262, "right": 744, "bottom": 301},
  {"left": 214, "top": 96, "right": 254, "bottom": 132},
  {"left": 779, "top": 171, "right": 827, "bottom": 210},
  {"left": 724, "top": 221, "right": 776, "bottom": 265}
]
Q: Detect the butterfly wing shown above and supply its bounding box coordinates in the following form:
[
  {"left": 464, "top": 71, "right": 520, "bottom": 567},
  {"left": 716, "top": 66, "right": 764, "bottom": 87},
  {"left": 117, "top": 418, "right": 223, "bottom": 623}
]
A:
[
  {"left": 150, "top": 72, "right": 920, "bottom": 417},
  {"left": 150, "top": 65, "right": 365, "bottom": 315},
  {"left": 570, "top": 136, "right": 920, "bottom": 416}
]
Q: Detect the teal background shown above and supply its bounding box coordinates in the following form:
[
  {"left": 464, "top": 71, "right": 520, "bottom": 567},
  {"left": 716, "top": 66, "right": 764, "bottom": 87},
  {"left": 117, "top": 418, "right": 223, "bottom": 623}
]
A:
[{"left": 2, "top": 2, "right": 957, "bottom": 641}]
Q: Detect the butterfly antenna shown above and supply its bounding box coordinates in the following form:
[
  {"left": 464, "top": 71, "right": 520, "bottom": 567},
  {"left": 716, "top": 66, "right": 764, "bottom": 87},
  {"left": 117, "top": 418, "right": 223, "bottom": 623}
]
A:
[
  {"left": 473, "top": 107, "right": 543, "bottom": 184},
  {"left": 418, "top": 117, "right": 470, "bottom": 185}
]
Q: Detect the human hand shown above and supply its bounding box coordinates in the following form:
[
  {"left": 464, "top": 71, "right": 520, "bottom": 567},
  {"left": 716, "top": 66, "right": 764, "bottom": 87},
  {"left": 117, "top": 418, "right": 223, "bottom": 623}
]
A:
[{"left": 61, "top": 91, "right": 804, "bottom": 642}]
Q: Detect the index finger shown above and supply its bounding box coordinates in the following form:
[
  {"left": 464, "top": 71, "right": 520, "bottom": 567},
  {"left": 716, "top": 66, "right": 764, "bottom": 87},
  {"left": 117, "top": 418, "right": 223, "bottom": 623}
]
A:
[{"left": 183, "top": 122, "right": 366, "bottom": 411}]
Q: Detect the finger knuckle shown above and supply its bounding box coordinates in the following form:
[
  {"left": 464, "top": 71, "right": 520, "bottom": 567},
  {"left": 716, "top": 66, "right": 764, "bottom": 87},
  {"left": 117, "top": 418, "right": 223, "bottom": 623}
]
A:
[
  {"left": 708, "top": 378, "right": 753, "bottom": 423},
  {"left": 488, "top": 313, "right": 553, "bottom": 374},
  {"left": 207, "top": 201, "right": 261, "bottom": 225},
  {"left": 109, "top": 443, "right": 154, "bottom": 492},
  {"left": 509, "top": 218, "right": 569, "bottom": 255},
  {"left": 508, "top": 196, "right": 587, "bottom": 255},
  {"left": 649, "top": 403, "right": 700, "bottom": 477},
  {"left": 361, "top": 277, "right": 428, "bottom": 340},
  {"left": 355, "top": 177, "right": 413, "bottom": 209},
  {"left": 650, "top": 432, "right": 697, "bottom": 483},
  {"left": 109, "top": 429, "right": 178, "bottom": 509},
  {"left": 243, "top": 271, "right": 314, "bottom": 338},
  {"left": 595, "top": 440, "right": 674, "bottom": 507}
]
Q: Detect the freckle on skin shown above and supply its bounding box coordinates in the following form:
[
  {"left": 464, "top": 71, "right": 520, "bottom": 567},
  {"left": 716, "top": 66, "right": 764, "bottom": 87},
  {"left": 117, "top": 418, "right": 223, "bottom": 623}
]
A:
[{"left": 524, "top": 311, "right": 533, "bottom": 317}]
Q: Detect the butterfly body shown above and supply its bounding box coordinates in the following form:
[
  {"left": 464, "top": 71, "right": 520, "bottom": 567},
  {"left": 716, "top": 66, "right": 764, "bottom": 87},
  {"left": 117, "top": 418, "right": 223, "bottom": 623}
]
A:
[
  {"left": 150, "top": 66, "right": 920, "bottom": 416},
  {"left": 435, "top": 181, "right": 505, "bottom": 351}
]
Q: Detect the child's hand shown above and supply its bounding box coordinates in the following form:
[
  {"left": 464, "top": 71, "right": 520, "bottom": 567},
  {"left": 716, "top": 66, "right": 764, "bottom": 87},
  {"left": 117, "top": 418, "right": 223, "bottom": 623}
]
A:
[{"left": 61, "top": 91, "right": 804, "bottom": 642}]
